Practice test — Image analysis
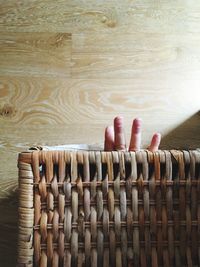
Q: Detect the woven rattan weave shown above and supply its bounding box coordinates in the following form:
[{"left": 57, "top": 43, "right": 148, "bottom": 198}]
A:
[{"left": 17, "top": 149, "right": 200, "bottom": 267}]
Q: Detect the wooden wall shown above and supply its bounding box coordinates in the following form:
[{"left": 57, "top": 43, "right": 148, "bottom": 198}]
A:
[{"left": 0, "top": 0, "right": 200, "bottom": 265}]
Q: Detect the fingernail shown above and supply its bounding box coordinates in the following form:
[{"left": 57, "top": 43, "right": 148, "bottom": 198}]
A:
[
  {"left": 105, "top": 126, "right": 114, "bottom": 138},
  {"left": 132, "top": 118, "right": 142, "bottom": 134},
  {"left": 153, "top": 133, "right": 161, "bottom": 142},
  {"left": 114, "top": 116, "right": 126, "bottom": 150},
  {"left": 114, "top": 116, "right": 124, "bottom": 131}
]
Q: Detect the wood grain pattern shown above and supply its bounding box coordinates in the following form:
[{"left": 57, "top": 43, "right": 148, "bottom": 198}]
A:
[
  {"left": 0, "top": 33, "right": 71, "bottom": 77},
  {"left": 0, "top": 77, "right": 199, "bottom": 130},
  {"left": 72, "top": 33, "right": 200, "bottom": 78},
  {"left": 0, "top": 0, "right": 200, "bottom": 266},
  {"left": 0, "top": 0, "right": 200, "bottom": 33}
]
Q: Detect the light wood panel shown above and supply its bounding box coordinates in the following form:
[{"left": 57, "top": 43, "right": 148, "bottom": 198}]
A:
[
  {"left": 0, "top": 33, "right": 71, "bottom": 77},
  {"left": 0, "top": 0, "right": 200, "bottom": 266},
  {"left": 72, "top": 33, "right": 200, "bottom": 78},
  {"left": 0, "top": 76, "right": 199, "bottom": 130},
  {"left": 0, "top": 0, "right": 200, "bottom": 33}
]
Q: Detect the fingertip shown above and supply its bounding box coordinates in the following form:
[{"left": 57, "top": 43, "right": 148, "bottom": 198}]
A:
[
  {"left": 132, "top": 117, "right": 142, "bottom": 134},
  {"left": 133, "top": 117, "right": 142, "bottom": 124},
  {"left": 148, "top": 132, "right": 161, "bottom": 152},
  {"left": 153, "top": 132, "right": 161, "bottom": 142},
  {"left": 114, "top": 115, "right": 124, "bottom": 121},
  {"left": 104, "top": 125, "right": 114, "bottom": 151},
  {"left": 114, "top": 116, "right": 126, "bottom": 150},
  {"left": 114, "top": 116, "right": 124, "bottom": 129},
  {"left": 105, "top": 125, "right": 114, "bottom": 136}
]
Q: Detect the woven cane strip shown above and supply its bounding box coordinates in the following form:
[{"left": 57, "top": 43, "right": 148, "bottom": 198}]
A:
[
  {"left": 18, "top": 154, "right": 34, "bottom": 267},
  {"left": 17, "top": 150, "right": 200, "bottom": 267}
]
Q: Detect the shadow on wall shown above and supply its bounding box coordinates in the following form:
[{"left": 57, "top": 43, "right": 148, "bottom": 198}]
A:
[
  {"left": 160, "top": 111, "right": 200, "bottom": 150},
  {"left": 0, "top": 189, "right": 18, "bottom": 267}
]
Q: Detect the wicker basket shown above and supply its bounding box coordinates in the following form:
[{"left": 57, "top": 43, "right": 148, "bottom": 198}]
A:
[{"left": 17, "top": 148, "right": 200, "bottom": 267}]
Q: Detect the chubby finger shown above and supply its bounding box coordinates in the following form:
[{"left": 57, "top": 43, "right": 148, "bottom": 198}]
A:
[
  {"left": 114, "top": 116, "right": 126, "bottom": 150},
  {"left": 104, "top": 126, "right": 114, "bottom": 151},
  {"left": 129, "top": 118, "right": 142, "bottom": 151},
  {"left": 148, "top": 133, "right": 161, "bottom": 152}
]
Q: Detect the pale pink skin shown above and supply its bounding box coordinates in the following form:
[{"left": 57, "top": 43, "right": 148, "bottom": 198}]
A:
[{"left": 104, "top": 116, "right": 161, "bottom": 152}]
